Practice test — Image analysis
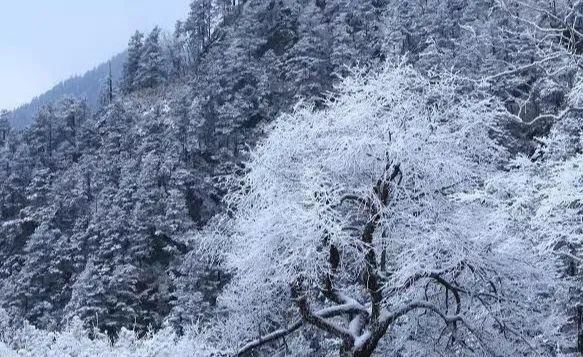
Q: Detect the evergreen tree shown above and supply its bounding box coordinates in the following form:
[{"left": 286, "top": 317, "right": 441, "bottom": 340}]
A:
[
  {"left": 5, "top": 223, "right": 74, "bottom": 330},
  {"left": 184, "top": 0, "right": 214, "bottom": 67},
  {"left": 279, "top": 1, "right": 332, "bottom": 103},
  {"left": 134, "top": 27, "right": 166, "bottom": 90},
  {"left": 121, "top": 31, "right": 144, "bottom": 93},
  {"left": 98, "top": 62, "right": 115, "bottom": 108},
  {"left": 0, "top": 110, "right": 9, "bottom": 146}
]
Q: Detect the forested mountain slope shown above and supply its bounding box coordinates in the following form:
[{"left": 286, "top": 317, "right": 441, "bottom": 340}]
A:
[
  {"left": 1, "top": 0, "right": 583, "bottom": 356},
  {"left": 5, "top": 52, "right": 126, "bottom": 129}
]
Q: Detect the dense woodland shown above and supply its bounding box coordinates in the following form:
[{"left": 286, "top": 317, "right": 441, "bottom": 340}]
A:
[{"left": 2, "top": 0, "right": 583, "bottom": 355}]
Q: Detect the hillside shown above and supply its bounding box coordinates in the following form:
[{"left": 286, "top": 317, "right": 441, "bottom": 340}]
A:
[
  {"left": 1, "top": 0, "right": 583, "bottom": 356},
  {"left": 6, "top": 52, "right": 126, "bottom": 129}
]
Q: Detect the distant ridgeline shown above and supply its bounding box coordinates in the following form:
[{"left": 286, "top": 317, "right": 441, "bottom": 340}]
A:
[{"left": 6, "top": 52, "right": 126, "bottom": 129}]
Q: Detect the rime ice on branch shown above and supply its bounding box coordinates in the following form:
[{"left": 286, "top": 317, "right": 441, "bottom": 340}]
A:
[{"left": 209, "top": 65, "right": 557, "bottom": 356}]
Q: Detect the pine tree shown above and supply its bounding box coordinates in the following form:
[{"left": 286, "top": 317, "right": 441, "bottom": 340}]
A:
[
  {"left": 98, "top": 62, "right": 115, "bottom": 108},
  {"left": 184, "top": 0, "right": 214, "bottom": 67},
  {"left": 279, "top": 1, "right": 332, "bottom": 103},
  {"left": 134, "top": 27, "right": 166, "bottom": 90},
  {"left": 5, "top": 223, "right": 75, "bottom": 330},
  {"left": 121, "top": 31, "right": 144, "bottom": 93},
  {"left": 63, "top": 258, "right": 105, "bottom": 330},
  {"left": 0, "top": 110, "right": 9, "bottom": 146}
]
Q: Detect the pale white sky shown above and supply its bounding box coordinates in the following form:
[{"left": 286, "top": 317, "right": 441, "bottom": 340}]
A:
[{"left": 0, "top": 1, "right": 191, "bottom": 110}]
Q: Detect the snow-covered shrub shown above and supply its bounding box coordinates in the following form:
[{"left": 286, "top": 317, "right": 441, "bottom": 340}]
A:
[{"left": 0, "top": 318, "right": 217, "bottom": 357}]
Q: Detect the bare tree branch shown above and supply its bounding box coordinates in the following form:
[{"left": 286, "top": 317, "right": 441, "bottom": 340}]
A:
[
  {"left": 236, "top": 301, "right": 369, "bottom": 356},
  {"left": 236, "top": 320, "right": 303, "bottom": 356}
]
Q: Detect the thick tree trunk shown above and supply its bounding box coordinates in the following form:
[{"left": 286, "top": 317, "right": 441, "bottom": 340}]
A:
[
  {"left": 340, "top": 346, "right": 352, "bottom": 357},
  {"left": 347, "top": 345, "right": 376, "bottom": 357}
]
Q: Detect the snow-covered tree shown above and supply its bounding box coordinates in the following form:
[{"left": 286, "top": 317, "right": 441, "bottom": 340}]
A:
[
  {"left": 279, "top": 1, "right": 332, "bottom": 103},
  {"left": 121, "top": 31, "right": 144, "bottom": 93},
  {"left": 134, "top": 27, "right": 166, "bottom": 90},
  {"left": 98, "top": 62, "right": 116, "bottom": 108},
  {"left": 211, "top": 65, "right": 557, "bottom": 356},
  {"left": 0, "top": 110, "right": 9, "bottom": 146},
  {"left": 183, "top": 0, "right": 214, "bottom": 67},
  {"left": 3, "top": 223, "right": 75, "bottom": 330}
]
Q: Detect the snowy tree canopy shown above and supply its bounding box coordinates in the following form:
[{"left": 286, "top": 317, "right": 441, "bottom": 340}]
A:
[{"left": 208, "top": 65, "right": 558, "bottom": 356}]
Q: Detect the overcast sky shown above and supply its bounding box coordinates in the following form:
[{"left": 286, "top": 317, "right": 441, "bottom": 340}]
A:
[{"left": 0, "top": 1, "right": 191, "bottom": 110}]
